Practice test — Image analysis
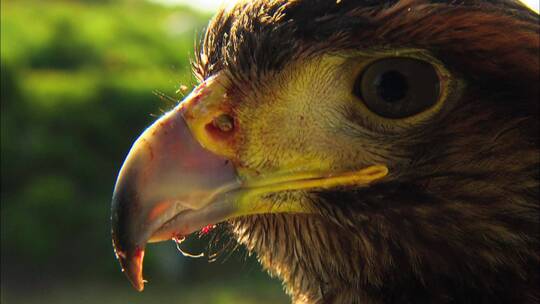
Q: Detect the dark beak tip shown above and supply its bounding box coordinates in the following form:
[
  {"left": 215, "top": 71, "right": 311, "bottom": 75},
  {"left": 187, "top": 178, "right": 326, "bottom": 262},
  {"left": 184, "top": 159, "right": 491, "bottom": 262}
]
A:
[
  {"left": 111, "top": 182, "right": 147, "bottom": 291},
  {"left": 114, "top": 245, "right": 146, "bottom": 292},
  {"left": 112, "top": 221, "right": 146, "bottom": 292},
  {"left": 127, "top": 270, "right": 145, "bottom": 292}
]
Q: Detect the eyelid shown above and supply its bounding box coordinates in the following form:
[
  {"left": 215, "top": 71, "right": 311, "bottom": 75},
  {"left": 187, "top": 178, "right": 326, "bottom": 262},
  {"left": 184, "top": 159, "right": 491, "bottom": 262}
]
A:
[{"left": 342, "top": 49, "right": 460, "bottom": 132}]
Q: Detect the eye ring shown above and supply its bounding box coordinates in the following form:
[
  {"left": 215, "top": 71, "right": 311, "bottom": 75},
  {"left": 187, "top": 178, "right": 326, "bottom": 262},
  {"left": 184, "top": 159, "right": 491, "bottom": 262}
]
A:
[{"left": 353, "top": 57, "right": 441, "bottom": 119}]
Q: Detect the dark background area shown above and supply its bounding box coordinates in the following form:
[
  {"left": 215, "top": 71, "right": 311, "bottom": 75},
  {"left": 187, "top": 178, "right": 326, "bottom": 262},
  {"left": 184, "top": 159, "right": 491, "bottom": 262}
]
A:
[{"left": 0, "top": 0, "right": 288, "bottom": 303}]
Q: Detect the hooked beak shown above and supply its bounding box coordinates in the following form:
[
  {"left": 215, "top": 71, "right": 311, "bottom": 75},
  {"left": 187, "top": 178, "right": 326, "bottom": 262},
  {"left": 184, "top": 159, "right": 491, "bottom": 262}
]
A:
[
  {"left": 111, "top": 76, "right": 241, "bottom": 291},
  {"left": 111, "top": 75, "right": 389, "bottom": 292}
]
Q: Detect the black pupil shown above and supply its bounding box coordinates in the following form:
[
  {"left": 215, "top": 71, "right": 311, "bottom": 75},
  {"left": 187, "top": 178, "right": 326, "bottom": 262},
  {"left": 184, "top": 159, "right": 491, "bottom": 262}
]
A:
[{"left": 375, "top": 70, "right": 408, "bottom": 103}]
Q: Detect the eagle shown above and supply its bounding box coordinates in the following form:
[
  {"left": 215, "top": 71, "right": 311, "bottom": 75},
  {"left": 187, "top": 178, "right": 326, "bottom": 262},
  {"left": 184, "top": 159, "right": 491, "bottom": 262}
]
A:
[{"left": 111, "top": 0, "right": 539, "bottom": 303}]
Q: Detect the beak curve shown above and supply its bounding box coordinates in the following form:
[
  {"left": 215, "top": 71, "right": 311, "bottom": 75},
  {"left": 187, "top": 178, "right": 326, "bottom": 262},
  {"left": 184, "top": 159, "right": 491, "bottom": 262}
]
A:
[
  {"left": 111, "top": 75, "right": 390, "bottom": 292},
  {"left": 111, "top": 90, "right": 239, "bottom": 291}
]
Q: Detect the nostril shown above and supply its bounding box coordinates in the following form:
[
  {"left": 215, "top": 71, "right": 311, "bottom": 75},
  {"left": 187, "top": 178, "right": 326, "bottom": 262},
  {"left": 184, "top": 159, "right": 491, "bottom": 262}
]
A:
[
  {"left": 212, "top": 114, "right": 234, "bottom": 132},
  {"left": 205, "top": 113, "right": 235, "bottom": 141}
]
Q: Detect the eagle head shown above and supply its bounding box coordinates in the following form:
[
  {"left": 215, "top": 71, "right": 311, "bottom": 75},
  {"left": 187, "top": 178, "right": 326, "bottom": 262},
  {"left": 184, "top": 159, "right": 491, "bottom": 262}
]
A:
[{"left": 111, "top": 0, "right": 539, "bottom": 302}]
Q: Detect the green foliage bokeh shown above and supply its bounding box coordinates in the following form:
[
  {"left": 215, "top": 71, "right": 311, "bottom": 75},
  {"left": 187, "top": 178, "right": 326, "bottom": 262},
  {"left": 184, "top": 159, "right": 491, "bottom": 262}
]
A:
[{"left": 2, "top": 0, "right": 202, "bottom": 271}]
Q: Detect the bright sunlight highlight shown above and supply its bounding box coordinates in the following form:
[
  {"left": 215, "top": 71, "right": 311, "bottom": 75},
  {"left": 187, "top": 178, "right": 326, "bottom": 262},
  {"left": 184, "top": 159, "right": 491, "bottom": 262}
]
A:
[{"left": 153, "top": 0, "right": 539, "bottom": 13}]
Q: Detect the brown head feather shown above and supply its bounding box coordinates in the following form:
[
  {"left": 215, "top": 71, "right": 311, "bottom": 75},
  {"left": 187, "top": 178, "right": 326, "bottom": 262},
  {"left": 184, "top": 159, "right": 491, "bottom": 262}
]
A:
[{"left": 194, "top": 1, "right": 539, "bottom": 303}]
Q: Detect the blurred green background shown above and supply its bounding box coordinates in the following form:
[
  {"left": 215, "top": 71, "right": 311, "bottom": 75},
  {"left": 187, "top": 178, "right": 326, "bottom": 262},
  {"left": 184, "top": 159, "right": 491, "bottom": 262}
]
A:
[{"left": 0, "top": 0, "right": 288, "bottom": 303}]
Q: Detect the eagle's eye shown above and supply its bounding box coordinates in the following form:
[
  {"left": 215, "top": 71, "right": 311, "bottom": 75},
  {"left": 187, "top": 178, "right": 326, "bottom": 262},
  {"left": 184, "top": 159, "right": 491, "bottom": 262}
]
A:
[{"left": 353, "top": 57, "right": 440, "bottom": 119}]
